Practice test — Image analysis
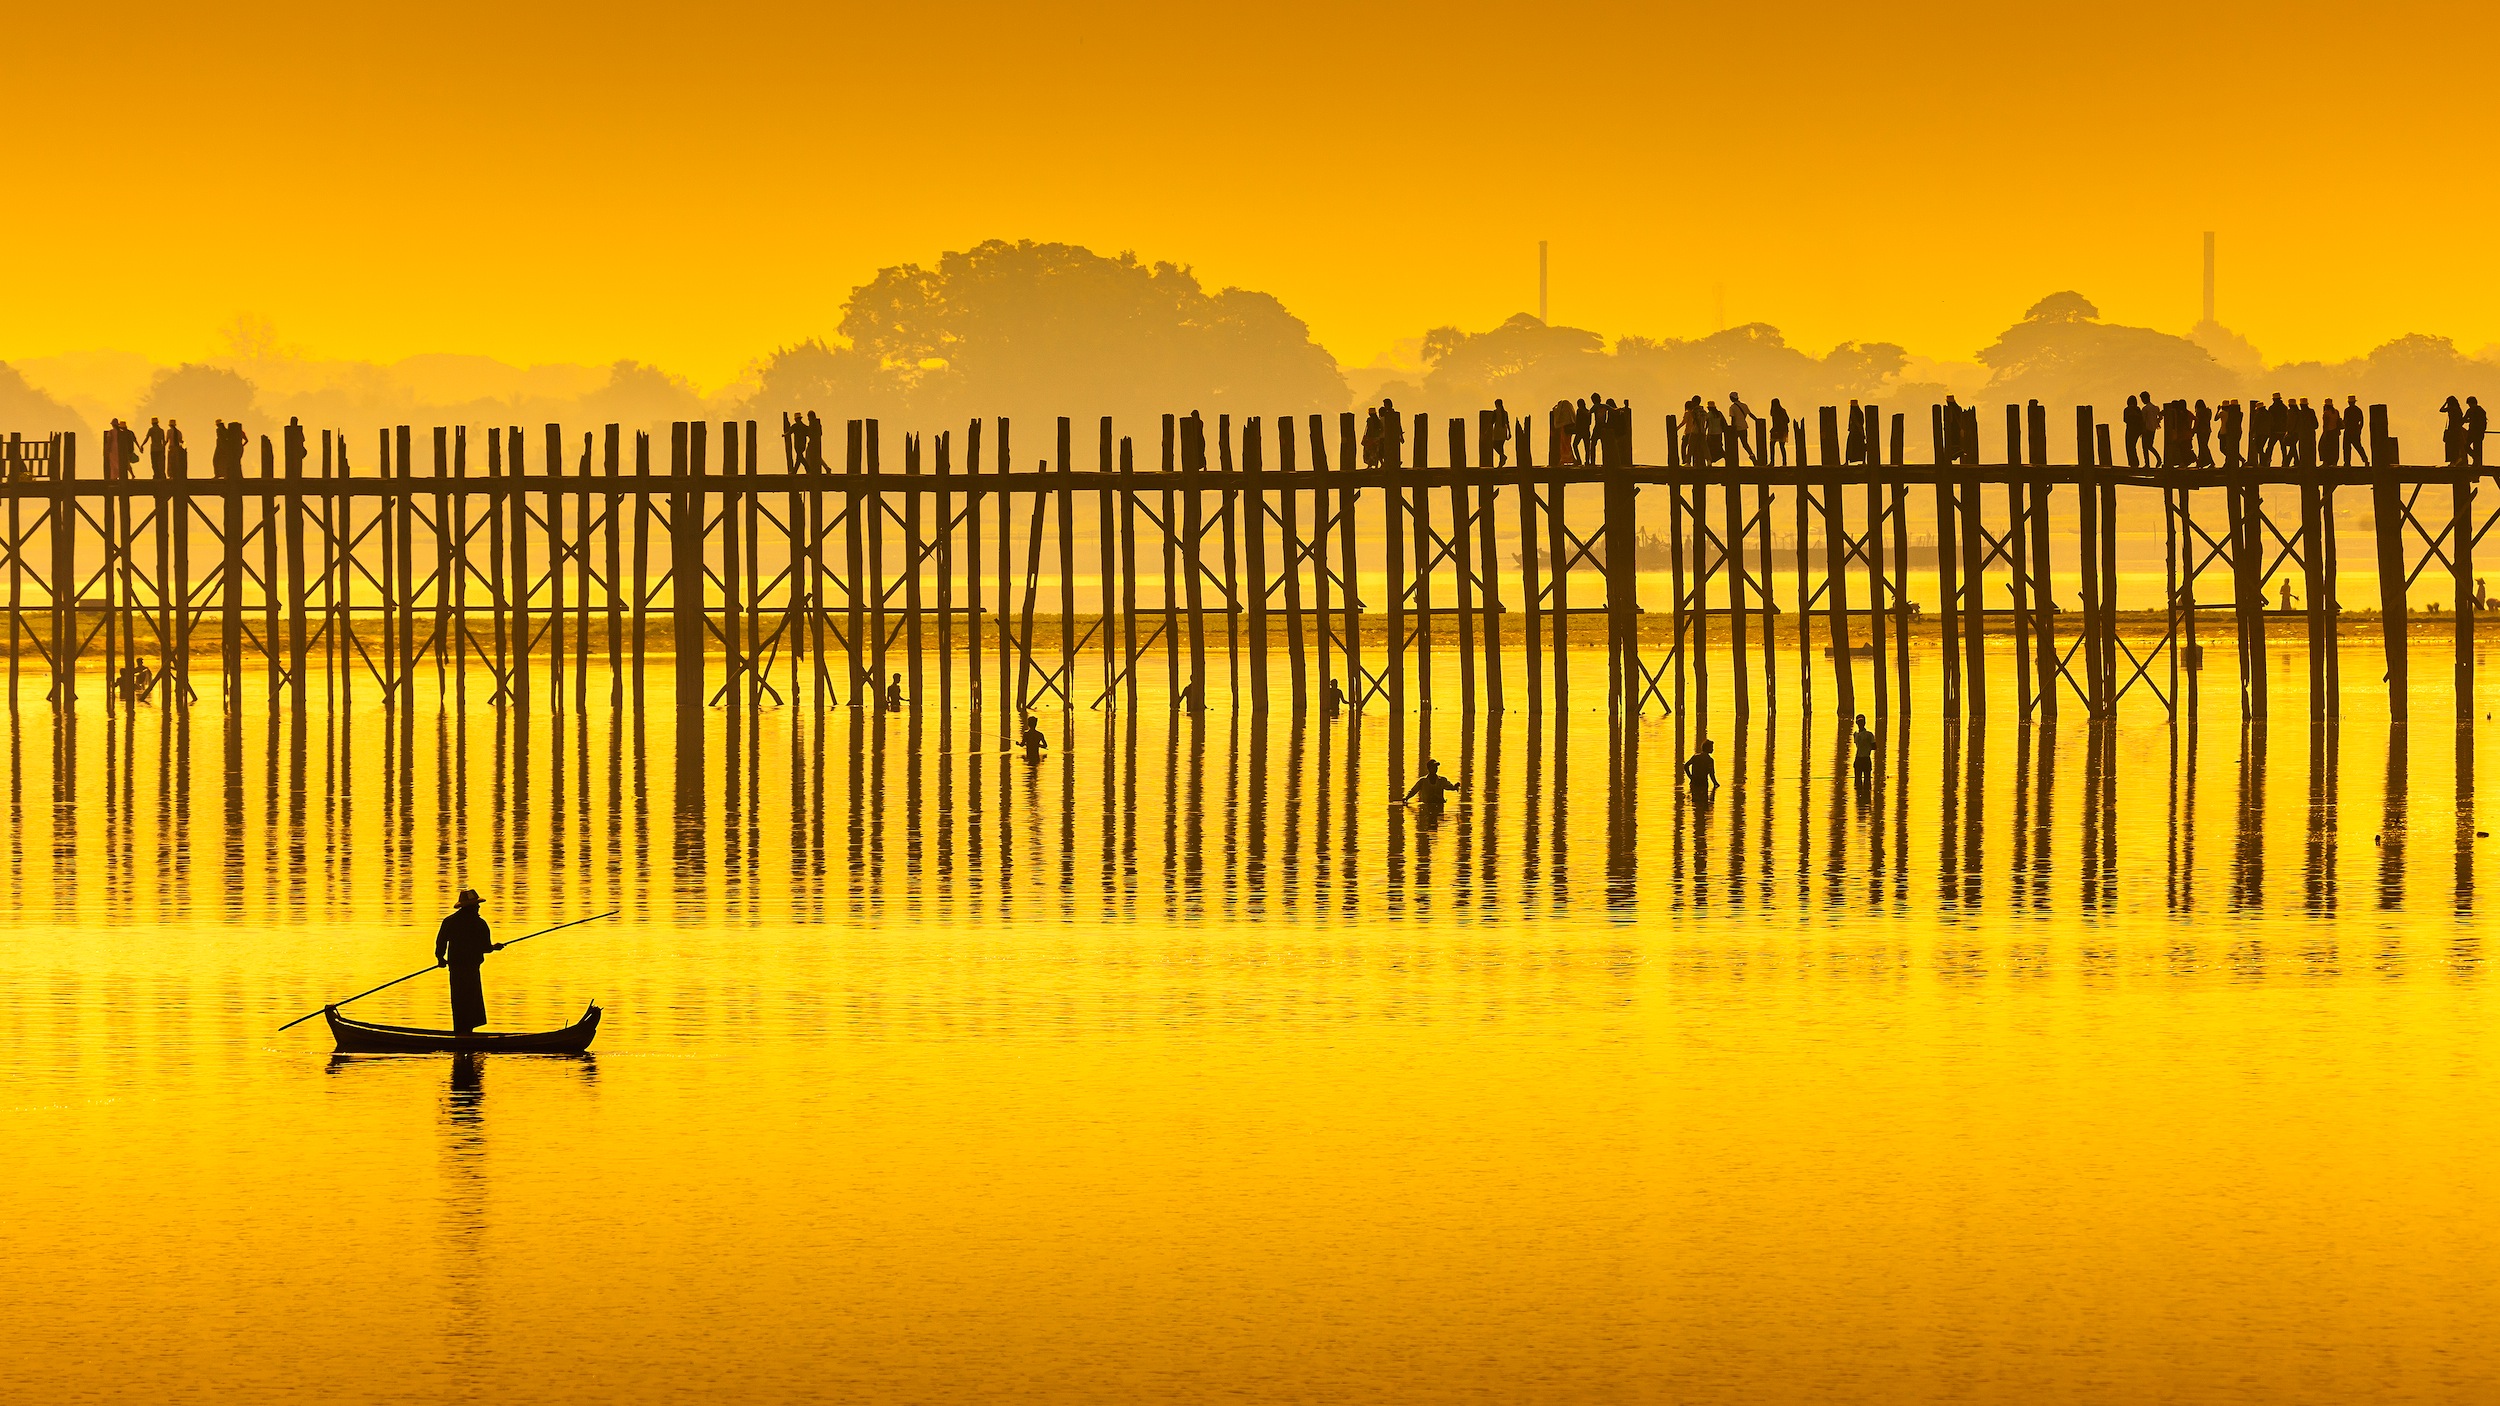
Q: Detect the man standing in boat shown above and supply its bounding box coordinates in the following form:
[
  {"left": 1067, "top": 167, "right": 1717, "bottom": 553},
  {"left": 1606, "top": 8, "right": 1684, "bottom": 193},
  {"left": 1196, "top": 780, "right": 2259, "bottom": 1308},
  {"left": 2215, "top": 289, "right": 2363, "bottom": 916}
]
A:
[{"left": 435, "top": 888, "right": 504, "bottom": 1035}]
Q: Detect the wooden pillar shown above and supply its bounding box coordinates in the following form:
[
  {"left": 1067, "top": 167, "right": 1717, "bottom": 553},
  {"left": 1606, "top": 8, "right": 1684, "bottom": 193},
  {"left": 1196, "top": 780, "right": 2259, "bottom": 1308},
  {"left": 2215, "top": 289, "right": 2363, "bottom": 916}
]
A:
[
  {"left": 2101, "top": 434, "right": 2121, "bottom": 721},
  {"left": 1724, "top": 464, "right": 1749, "bottom": 720},
  {"left": 1891, "top": 415, "right": 1912, "bottom": 715},
  {"left": 672, "top": 422, "right": 705, "bottom": 724},
  {"left": 1935, "top": 408, "right": 1963, "bottom": 719},
  {"left": 2005, "top": 406, "right": 2030, "bottom": 721},
  {"left": 260, "top": 436, "right": 279, "bottom": 705},
  {"left": 1960, "top": 418, "right": 1986, "bottom": 725},
  {"left": 2457, "top": 466, "right": 2475, "bottom": 727},
  {"left": 1386, "top": 428, "right": 1406, "bottom": 715},
  {"left": 843, "top": 420, "right": 866, "bottom": 708},
  {"left": 2370, "top": 403, "right": 2408, "bottom": 725},
  {"left": 396, "top": 426, "right": 415, "bottom": 704},
  {"left": 1280, "top": 417, "right": 1308, "bottom": 711},
  {"left": 1181, "top": 417, "right": 1207, "bottom": 709},
  {"left": 1690, "top": 467, "right": 1709, "bottom": 729},
  {"left": 904, "top": 430, "right": 925, "bottom": 710},
  {"left": 1118, "top": 431, "right": 1139, "bottom": 712},
  {"left": 1218, "top": 416, "right": 1239, "bottom": 706},
  {"left": 999, "top": 423, "right": 1018, "bottom": 725},
  {"left": 1340, "top": 414, "right": 1362, "bottom": 708},
  {"left": 965, "top": 420, "right": 983, "bottom": 712},
  {"left": 546, "top": 423, "right": 567, "bottom": 708},
  {"left": 1054, "top": 417, "right": 1077, "bottom": 714},
  {"left": 1162, "top": 416, "right": 1180, "bottom": 703},
  {"left": 1304, "top": 416, "right": 1329, "bottom": 709},
  {"left": 1479, "top": 440, "right": 1505, "bottom": 714},
  {"left": 1547, "top": 427, "right": 1569, "bottom": 708},
  {"left": 1866, "top": 420, "right": 1890, "bottom": 722},
  {"left": 939, "top": 429, "right": 956, "bottom": 716},
  {"left": 1819, "top": 405, "right": 1855, "bottom": 718},
  {"left": 508, "top": 426, "right": 531, "bottom": 715},
  {"left": 2026, "top": 402, "right": 2054, "bottom": 723},
  {"left": 1614, "top": 459, "right": 1642, "bottom": 719},
  {"left": 221, "top": 433, "right": 245, "bottom": 708},
  {"left": 1244, "top": 416, "right": 1270, "bottom": 714},
  {"left": 1519, "top": 420, "right": 1543, "bottom": 713},
  {"left": 1410, "top": 412, "right": 1433, "bottom": 715},
  {"left": 1668, "top": 473, "right": 1686, "bottom": 719},
  {"left": 630, "top": 431, "right": 649, "bottom": 700},
  {"left": 606, "top": 425, "right": 623, "bottom": 703},
  {"left": 2303, "top": 474, "right": 2329, "bottom": 724},
  {"left": 1448, "top": 418, "right": 1476, "bottom": 717},
  {"left": 1096, "top": 418, "right": 1117, "bottom": 707},
  {"left": 867, "top": 421, "right": 888, "bottom": 707},
  {"left": 2076, "top": 409, "right": 2106, "bottom": 718}
]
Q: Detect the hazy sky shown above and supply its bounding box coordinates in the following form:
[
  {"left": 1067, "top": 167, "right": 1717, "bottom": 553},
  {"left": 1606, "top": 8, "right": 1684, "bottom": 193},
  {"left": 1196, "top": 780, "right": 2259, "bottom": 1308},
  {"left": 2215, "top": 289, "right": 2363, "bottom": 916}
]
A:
[{"left": 13, "top": 1, "right": 2493, "bottom": 386}]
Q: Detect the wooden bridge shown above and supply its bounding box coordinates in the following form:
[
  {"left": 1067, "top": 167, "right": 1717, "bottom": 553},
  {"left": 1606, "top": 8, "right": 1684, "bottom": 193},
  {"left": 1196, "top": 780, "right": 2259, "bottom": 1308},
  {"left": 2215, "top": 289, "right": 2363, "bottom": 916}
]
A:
[{"left": 0, "top": 401, "right": 2483, "bottom": 743}]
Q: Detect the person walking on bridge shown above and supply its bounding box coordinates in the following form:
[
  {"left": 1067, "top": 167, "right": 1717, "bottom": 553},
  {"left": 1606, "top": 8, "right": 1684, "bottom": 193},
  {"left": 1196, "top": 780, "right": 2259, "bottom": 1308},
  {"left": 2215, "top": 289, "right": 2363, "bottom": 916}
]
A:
[{"left": 435, "top": 888, "right": 504, "bottom": 1036}]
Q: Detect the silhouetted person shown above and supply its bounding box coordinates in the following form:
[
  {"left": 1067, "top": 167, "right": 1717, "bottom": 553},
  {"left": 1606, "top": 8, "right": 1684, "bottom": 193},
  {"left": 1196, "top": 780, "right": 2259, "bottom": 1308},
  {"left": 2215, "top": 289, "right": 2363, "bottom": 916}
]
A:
[
  {"left": 2469, "top": 396, "right": 2488, "bottom": 469},
  {"left": 1852, "top": 713, "right": 1877, "bottom": 786},
  {"left": 1683, "top": 739, "right": 1718, "bottom": 796},
  {"left": 1018, "top": 712, "right": 1048, "bottom": 763},
  {"left": 884, "top": 672, "right": 904, "bottom": 712},
  {"left": 143, "top": 417, "right": 166, "bottom": 478},
  {"left": 1178, "top": 675, "right": 1203, "bottom": 712},
  {"left": 1703, "top": 400, "right": 1728, "bottom": 468},
  {"left": 2443, "top": 395, "right": 2468, "bottom": 467},
  {"left": 1376, "top": 399, "right": 1404, "bottom": 470},
  {"left": 2217, "top": 399, "right": 2244, "bottom": 469},
  {"left": 166, "top": 420, "right": 189, "bottom": 478},
  {"left": 2478, "top": 577, "right": 2490, "bottom": 612},
  {"left": 2140, "top": 390, "right": 2162, "bottom": 467},
  {"left": 2320, "top": 399, "right": 2342, "bottom": 467},
  {"left": 1361, "top": 409, "right": 1382, "bottom": 468},
  {"left": 1767, "top": 398, "right": 1791, "bottom": 466},
  {"left": 2121, "top": 396, "right": 2144, "bottom": 468},
  {"left": 2278, "top": 579, "right": 2296, "bottom": 613},
  {"left": 1403, "top": 757, "right": 1461, "bottom": 813},
  {"left": 1680, "top": 396, "right": 1704, "bottom": 466},
  {"left": 2342, "top": 396, "right": 2368, "bottom": 466},
  {"left": 434, "top": 888, "right": 503, "bottom": 1035},
  {"left": 2193, "top": 399, "right": 2214, "bottom": 467},
  {"left": 1726, "top": 392, "right": 1754, "bottom": 466},
  {"left": 1846, "top": 401, "right": 1867, "bottom": 466},
  {"left": 1488, "top": 399, "right": 1511, "bottom": 468},
  {"left": 1323, "top": 677, "right": 1346, "bottom": 717}
]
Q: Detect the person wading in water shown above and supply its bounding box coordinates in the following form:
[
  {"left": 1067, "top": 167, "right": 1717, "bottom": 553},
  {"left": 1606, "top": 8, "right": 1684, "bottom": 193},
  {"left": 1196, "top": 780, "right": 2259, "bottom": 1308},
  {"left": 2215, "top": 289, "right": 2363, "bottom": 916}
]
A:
[
  {"left": 434, "top": 888, "right": 504, "bottom": 1035},
  {"left": 1403, "top": 758, "right": 1462, "bottom": 815}
]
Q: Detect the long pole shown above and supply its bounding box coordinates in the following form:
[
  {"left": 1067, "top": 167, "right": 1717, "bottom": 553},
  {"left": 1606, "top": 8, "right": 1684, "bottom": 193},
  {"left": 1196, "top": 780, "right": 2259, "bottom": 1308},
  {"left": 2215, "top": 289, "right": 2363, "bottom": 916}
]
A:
[{"left": 276, "top": 909, "right": 622, "bottom": 1030}]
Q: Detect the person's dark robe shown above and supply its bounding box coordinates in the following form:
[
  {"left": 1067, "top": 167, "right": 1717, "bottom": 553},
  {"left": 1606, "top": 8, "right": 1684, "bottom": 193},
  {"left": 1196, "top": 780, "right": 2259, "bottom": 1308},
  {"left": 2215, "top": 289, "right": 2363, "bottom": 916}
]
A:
[{"left": 436, "top": 907, "right": 493, "bottom": 1032}]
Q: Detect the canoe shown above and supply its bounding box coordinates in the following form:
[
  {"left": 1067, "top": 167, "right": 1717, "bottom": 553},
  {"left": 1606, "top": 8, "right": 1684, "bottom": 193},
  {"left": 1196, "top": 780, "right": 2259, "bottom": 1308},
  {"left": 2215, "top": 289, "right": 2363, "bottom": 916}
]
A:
[{"left": 325, "top": 1003, "right": 602, "bottom": 1054}]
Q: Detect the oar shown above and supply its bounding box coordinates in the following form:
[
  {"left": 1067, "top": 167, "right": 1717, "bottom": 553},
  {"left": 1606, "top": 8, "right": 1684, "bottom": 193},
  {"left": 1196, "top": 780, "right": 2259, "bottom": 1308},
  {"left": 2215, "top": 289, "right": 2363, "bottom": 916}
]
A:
[{"left": 277, "top": 910, "right": 621, "bottom": 1032}]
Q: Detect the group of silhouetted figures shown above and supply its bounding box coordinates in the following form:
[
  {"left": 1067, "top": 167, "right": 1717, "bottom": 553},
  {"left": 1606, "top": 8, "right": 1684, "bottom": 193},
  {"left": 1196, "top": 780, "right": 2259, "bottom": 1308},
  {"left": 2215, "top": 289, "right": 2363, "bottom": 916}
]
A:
[
  {"left": 782, "top": 411, "right": 830, "bottom": 470},
  {"left": 1555, "top": 393, "right": 1634, "bottom": 467},
  {"left": 1682, "top": 393, "right": 1792, "bottom": 468},
  {"left": 94, "top": 416, "right": 262, "bottom": 480}
]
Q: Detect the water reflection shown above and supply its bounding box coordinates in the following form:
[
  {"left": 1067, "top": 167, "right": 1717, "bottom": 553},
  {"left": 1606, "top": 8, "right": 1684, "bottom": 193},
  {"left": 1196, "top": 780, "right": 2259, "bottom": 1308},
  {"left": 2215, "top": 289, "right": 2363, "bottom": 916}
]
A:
[{"left": 5, "top": 651, "right": 2490, "bottom": 935}]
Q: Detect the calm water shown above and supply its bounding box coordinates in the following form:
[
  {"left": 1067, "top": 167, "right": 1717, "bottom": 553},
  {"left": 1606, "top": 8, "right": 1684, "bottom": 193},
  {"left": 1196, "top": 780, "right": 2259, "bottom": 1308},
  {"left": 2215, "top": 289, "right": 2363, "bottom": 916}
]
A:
[{"left": 5, "top": 644, "right": 2496, "bottom": 1403}]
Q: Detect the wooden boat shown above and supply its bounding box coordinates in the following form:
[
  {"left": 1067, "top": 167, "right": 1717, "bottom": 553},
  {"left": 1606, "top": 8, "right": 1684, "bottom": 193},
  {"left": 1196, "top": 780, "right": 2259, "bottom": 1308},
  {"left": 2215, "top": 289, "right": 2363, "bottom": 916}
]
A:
[{"left": 325, "top": 1003, "right": 602, "bottom": 1054}]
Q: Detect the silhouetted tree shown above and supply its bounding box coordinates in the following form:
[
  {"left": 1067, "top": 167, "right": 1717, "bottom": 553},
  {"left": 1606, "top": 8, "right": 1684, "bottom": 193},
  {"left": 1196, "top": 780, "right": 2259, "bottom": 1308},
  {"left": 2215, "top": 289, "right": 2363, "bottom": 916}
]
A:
[
  {"left": 1978, "top": 292, "right": 2237, "bottom": 407},
  {"left": 0, "top": 363, "right": 84, "bottom": 435},
  {"left": 760, "top": 240, "right": 1346, "bottom": 427},
  {"left": 137, "top": 363, "right": 259, "bottom": 429}
]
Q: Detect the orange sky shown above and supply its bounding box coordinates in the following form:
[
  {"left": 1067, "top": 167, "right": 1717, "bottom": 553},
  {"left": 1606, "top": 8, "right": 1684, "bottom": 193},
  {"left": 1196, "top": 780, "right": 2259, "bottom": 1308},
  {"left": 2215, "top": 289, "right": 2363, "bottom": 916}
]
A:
[{"left": 11, "top": 1, "right": 2496, "bottom": 386}]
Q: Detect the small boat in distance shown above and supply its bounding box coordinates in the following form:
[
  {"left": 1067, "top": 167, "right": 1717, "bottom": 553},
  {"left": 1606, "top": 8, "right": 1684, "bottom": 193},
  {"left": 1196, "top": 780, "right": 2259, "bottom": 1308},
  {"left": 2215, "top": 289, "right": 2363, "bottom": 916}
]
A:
[{"left": 325, "top": 1003, "right": 602, "bottom": 1055}]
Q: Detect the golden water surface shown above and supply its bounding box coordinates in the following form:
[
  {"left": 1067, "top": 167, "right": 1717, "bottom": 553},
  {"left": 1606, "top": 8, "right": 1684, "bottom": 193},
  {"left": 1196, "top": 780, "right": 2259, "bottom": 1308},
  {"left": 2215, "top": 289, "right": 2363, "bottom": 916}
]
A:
[{"left": 4, "top": 645, "right": 2495, "bottom": 1403}]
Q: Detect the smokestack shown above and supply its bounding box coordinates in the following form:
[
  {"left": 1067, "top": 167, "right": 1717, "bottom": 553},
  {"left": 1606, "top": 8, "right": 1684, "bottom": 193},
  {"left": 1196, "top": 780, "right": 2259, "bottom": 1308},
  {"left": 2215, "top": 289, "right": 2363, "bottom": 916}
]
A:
[
  {"left": 1538, "top": 240, "right": 1548, "bottom": 323},
  {"left": 2202, "top": 231, "right": 2216, "bottom": 325}
]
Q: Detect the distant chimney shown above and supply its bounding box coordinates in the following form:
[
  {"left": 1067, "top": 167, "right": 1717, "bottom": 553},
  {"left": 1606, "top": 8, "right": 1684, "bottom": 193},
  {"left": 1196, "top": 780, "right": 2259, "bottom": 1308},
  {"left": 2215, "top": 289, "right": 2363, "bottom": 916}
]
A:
[
  {"left": 2202, "top": 231, "right": 2216, "bottom": 324},
  {"left": 1538, "top": 240, "right": 1548, "bottom": 323}
]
